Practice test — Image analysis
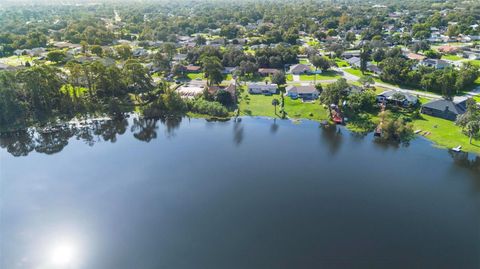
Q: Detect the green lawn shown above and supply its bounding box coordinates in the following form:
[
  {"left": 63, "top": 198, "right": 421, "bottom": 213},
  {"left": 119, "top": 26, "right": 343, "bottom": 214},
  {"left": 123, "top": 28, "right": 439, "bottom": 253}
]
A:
[
  {"left": 299, "top": 71, "right": 341, "bottom": 81},
  {"left": 412, "top": 114, "right": 480, "bottom": 154},
  {"left": 334, "top": 58, "right": 349, "bottom": 67},
  {"left": 186, "top": 72, "right": 205, "bottom": 80},
  {"left": 299, "top": 59, "right": 310, "bottom": 65},
  {"left": 442, "top": 54, "right": 464, "bottom": 61},
  {"left": 467, "top": 60, "right": 480, "bottom": 67},
  {"left": 343, "top": 68, "right": 373, "bottom": 77},
  {"left": 238, "top": 90, "right": 328, "bottom": 121}
]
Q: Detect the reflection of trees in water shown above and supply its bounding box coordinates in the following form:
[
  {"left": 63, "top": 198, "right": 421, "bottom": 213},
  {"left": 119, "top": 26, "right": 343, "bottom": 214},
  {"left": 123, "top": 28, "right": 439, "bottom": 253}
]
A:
[
  {"left": 0, "top": 129, "right": 35, "bottom": 157},
  {"left": 270, "top": 119, "right": 279, "bottom": 134},
  {"left": 448, "top": 151, "right": 480, "bottom": 188},
  {"left": 320, "top": 124, "right": 343, "bottom": 155},
  {"left": 233, "top": 119, "right": 244, "bottom": 146},
  {"left": 131, "top": 117, "right": 159, "bottom": 142},
  {"left": 159, "top": 115, "right": 182, "bottom": 138},
  {"left": 35, "top": 125, "right": 75, "bottom": 154},
  {"left": 0, "top": 115, "right": 179, "bottom": 157},
  {"left": 372, "top": 137, "right": 410, "bottom": 151}
]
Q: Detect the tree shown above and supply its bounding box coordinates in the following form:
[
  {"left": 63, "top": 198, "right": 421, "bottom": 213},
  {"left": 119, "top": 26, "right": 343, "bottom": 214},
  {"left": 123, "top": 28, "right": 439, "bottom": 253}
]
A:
[
  {"left": 91, "top": 45, "right": 103, "bottom": 57},
  {"left": 347, "top": 90, "right": 376, "bottom": 113},
  {"left": 320, "top": 78, "right": 349, "bottom": 106},
  {"left": 215, "top": 90, "right": 233, "bottom": 106},
  {"left": 358, "top": 76, "right": 374, "bottom": 87},
  {"left": 0, "top": 71, "right": 27, "bottom": 126},
  {"left": 47, "top": 51, "right": 67, "bottom": 63},
  {"left": 116, "top": 44, "right": 132, "bottom": 60},
  {"left": 272, "top": 98, "right": 279, "bottom": 115},
  {"left": 372, "top": 49, "right": 385, "bottom": 63},
  {"left": 271, "top": 71, "right": 286, "bottom": 85},
  {"left": 153, "top": 52, "right": 171, "bottom": 73},
  {"left": 378, "top": 111, "right": 414, "bottom": 143},
  {"left": 360, "top": 47, "right": 371, "bottom": 74},
  {"left": 123, "top": 59, "right": 153, "bottom": 93},
  {"left": 309, "top": 55, "right": 331, "bottom": 84},
  {"left": 456, "top": 99, "right": 480, "bottom": 144},
  {"left": 201, "top": 56, "right": 224, "bottom": 86}
]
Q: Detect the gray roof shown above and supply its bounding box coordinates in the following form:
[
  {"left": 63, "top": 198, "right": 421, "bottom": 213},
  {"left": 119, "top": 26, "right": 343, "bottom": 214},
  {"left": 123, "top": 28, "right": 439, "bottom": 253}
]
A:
[
  {"left": 286, "top": 85, "right": 318, "bottom": 94},
  {"left": 346, "top": 57, "right": 361, "bottom": 65},
  {"left": 290, "top": 64, "right": 311, "bottom": 73},
  {"left": 422, "top": 99, "right": 467, "bottom": 115},
  {"left": 378, "top": 90, "right": 418, "bottom": 103}
]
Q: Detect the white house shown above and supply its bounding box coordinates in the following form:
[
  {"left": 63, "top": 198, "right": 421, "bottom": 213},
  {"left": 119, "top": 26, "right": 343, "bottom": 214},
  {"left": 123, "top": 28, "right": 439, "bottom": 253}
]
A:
[
  {"left": 285, "top": 85, "right": 319, "bottom": 100},
  {"left": 247, "top": 83, "right": 278, "bottom": 94}
]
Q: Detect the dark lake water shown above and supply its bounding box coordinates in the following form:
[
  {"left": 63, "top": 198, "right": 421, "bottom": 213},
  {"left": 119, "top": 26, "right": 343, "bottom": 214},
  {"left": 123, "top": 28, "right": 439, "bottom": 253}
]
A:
[{"left": 1, "top": 116, "right": 480, "bottom": 269}]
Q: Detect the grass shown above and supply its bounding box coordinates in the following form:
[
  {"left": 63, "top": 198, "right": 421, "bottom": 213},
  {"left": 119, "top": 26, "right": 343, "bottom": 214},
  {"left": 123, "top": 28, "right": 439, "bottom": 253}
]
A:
[
  {"left": 186, "top": 72, "right": 205, "bottom": 80},
  {"left": 238, "top": 90, "right": 328, "bottom": 121},
  {"left": 299, "top": 71, "right": 341, "bottom": 81},
  {"left": 334, "top": 58, "right": 349, "bottom": 67},
  {"left": 467, "top": 60, "right": 480, "bottom": 67},
  {"left": 343, "top": 68, "right": 373, "bottom": 77},
  {"left": 0, "top": 55, "right": 37, "bottom": 66},
  {"left": 442, "top": 54, "right": 464, "bottom": 61},
  {"left": 412, "top": 114, "right": 480, "bottom": 154},
  {"left": 299, "top": 58, "right": 310, "bottom": 65}
]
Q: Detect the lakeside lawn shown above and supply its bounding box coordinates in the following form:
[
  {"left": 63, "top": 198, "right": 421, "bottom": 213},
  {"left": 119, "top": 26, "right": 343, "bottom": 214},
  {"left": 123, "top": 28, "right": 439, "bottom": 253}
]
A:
[
  {"left": 412, "top": 114, "right": 480, "bottom": 154},
  {"left": 238, "top": 90, "right": 328, "bottom": 121}
]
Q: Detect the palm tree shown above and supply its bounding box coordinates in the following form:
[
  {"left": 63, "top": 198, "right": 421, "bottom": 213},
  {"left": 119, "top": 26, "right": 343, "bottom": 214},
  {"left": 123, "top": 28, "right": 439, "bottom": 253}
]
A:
[{"left": 272, "top": 98, "right": 280, "bottom": 115}]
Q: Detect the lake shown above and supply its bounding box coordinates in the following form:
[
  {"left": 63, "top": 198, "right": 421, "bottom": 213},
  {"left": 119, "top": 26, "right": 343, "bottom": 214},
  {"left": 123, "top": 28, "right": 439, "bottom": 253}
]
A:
[{"left": 1, "top": 116, "right": 479, "bottom": 269}]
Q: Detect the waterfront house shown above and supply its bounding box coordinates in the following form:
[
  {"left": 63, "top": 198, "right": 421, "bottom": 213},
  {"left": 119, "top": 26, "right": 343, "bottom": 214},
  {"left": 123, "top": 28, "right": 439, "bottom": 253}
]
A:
[
  {"left": 285, "top": 85, "right": 319, "bottom": 100},
  {"left": 377, "top": 90, "right": 418, "bottom": 107},
  {"left": 421, "top": 99, "right": 467, "bottom": 121},
  {"left": 247, "top": 83, "right": 278, "bottom": 94},
  {"left": 208, "top": 83, "right": 237, "bottom": 101}
]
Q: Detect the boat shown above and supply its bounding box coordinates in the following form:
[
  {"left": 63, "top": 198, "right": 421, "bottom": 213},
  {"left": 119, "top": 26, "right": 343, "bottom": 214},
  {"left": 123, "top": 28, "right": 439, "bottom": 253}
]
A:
[
  {"left": 414, "top": 129, "right": 422, "bottom": 134},
  {"left": 452, "top": 145, "right": 462, "bottom": 152}
]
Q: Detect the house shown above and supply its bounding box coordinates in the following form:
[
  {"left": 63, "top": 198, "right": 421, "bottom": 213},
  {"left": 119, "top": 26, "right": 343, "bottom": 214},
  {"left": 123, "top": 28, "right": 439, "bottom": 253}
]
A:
[
  {"left": 247, "top": 83, "right": 278, "bottom": 94},
  {"left": 285, "top": 85, "right": 319, "bottom": 100},
  {"left": 173, "top": 54, "right": 187, "bottom": 62},
  {"left": 367, "top": 64, "right": 382, "bottom": 74},
  {"left": 133, "top": 48, "right": 148, "bottom": 57},
  {"left": 208, "top": 83, "right": 236, "bottom": 101},
  {"left": 183, "top": 65, "right": 201, "bottom": 73},
  {"left": 418, "top": 59, "right": 450, "bottom": 69},
  {"left": 289, "top": 64, "right": 311, "bottom": 75},
  {"left": 177, "top": 80, "right": 207, "bottom": 98},
  {"left": 376, "top": 90, "right": 418, "bottom": 107},
  {"left": 421, "top": 99, "right": 467, "bottom": 121},
  {"left": 342, "top": 51, "right": 360, "bottom": 59},
  {"left": 346, "top": 56, "right": 361, "bottom": 68},
  {"left": 222, "top": 67, "right": 236, "bottom": 74},
  {"left": 258, "top": 68, "right": 280, "bottom": 76},
  {"left": 405, "top": 53, "right": 426, "bottom": 61},
  {"left": 438, "top": 45, "right": 460, "bottom": 54}
]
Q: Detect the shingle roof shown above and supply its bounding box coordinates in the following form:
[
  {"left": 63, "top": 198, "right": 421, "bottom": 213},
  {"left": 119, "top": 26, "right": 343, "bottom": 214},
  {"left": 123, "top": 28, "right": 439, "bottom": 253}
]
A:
[
  {"left": 286, "top": 85, "right": 318, "bottom": 94},
  {"left": 422, "top": 99, "right": 467, "bottom": 115}
]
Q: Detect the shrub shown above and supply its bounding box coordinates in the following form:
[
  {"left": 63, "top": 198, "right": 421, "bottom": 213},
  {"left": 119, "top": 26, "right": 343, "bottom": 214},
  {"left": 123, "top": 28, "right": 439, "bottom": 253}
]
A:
[{"left": 190, "top": 99, "right": 229, "bottom": 117}]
